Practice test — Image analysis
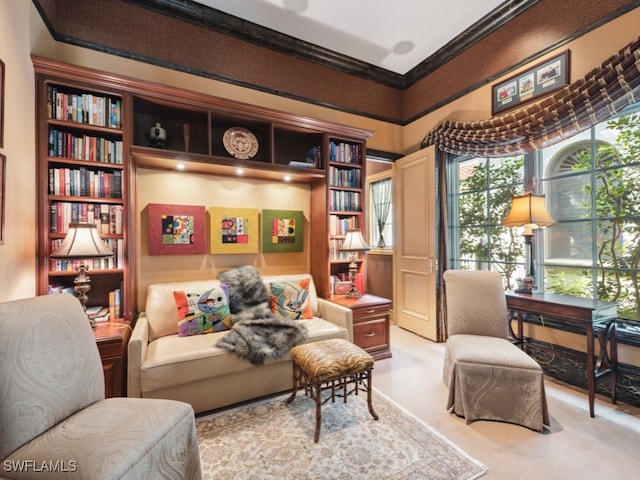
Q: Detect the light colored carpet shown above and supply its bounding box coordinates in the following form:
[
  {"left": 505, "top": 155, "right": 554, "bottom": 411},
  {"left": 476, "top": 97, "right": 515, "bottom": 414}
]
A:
[{"left": 196, "top": 389, "right": 487, "bottom": 480}]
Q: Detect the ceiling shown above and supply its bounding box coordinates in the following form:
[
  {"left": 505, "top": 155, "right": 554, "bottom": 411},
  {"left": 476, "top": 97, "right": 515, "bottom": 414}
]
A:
[{"left": 191, "top": 0, "right": 524, "bottom": 75}]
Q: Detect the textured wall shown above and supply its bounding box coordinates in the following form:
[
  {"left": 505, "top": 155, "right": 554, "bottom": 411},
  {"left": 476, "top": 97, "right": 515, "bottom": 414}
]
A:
[{"left": 35, "top": 0, "right": 639, "bottom": 125}]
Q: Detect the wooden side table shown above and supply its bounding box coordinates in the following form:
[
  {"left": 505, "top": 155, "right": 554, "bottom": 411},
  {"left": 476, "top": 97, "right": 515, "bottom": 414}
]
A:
[
  {"left": 93, "top": 320, "right": 132, "bottom": 398},
  {"left": 330, "top": 294, "right": 392, "bottom": 360},
  {"left": 506, "top": 291, "right": 617, "bottom": 417}
]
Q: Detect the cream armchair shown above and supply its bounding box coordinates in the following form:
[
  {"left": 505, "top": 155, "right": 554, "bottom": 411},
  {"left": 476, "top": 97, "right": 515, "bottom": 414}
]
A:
[
  {"left": 0, "top": 294, "right": 202, "bottom": 479},
  {"left": 442, "top": 270, "right": 550, "bottom": 431}
]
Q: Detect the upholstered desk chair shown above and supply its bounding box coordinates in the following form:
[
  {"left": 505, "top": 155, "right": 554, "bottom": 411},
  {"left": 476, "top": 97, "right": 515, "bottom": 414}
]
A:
[
  {"left": 442, "top": 270, "right": 549, "bottom": 431},
  {"left": 0, "top": 294, "right": 202, "bottom": 480}
]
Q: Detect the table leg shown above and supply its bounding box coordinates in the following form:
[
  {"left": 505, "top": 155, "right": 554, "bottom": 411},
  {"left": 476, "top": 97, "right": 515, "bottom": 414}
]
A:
[{"left": 586, "top": 323, "right": 595, "bottom": 418}]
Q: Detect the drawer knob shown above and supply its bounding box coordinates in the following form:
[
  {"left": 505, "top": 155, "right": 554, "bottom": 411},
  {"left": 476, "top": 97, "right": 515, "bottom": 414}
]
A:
[
  {"left": 364, "top": 332, "right": 375, "bottom": 337},
  {"left": 364, "top": 309, "right": 375, "bottom": 314}
]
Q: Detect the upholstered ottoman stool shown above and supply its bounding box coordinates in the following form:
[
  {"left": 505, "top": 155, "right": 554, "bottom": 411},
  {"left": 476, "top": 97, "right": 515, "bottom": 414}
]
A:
[{"left": 286, "top": 338, "right": 378, "bottom": 442}]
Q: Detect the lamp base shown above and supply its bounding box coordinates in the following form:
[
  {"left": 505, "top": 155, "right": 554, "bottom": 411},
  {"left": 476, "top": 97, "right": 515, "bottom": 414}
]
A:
[
  {"left": 345, "top": 285, "right": 362, "bottom": 299},
  {"left": 73, "top": 265, "right": 96, "bottom": 329},
  {"left": 515, "top": 274, "right": 536, "bottom": 294}
]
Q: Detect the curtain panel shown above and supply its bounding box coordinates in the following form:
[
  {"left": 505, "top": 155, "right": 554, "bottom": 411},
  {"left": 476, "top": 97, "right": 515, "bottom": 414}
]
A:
[
  {"left": 422, "top": 36, "right": 640, "bottom": 157},
  {"left": 425, "top": 36, "right": 640, "bottom": 341}
]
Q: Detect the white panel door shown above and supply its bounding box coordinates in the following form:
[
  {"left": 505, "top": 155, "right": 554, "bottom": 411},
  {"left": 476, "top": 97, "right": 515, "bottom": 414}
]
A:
[{"left": 393, "top": 148, "right": 437, "bottom": 340}]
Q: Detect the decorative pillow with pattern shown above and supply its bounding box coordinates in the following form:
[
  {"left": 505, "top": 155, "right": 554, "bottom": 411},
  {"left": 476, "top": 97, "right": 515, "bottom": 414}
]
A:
[
  {"left": 270, "top": 278, "right": 313, "bottom": 320},
  {"left": 173, "top": 283, "right": 232, "bottom": 336}
]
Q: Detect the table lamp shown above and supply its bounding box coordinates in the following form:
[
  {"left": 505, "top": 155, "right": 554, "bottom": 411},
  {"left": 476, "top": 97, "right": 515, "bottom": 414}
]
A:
[
  {"left": 339, "top": 228, "right": 370, "bottom": 298},
  {"left": 50, "top": 223, "right": 114, "bottom": 327},
  {"left": 502, "top": 192, "right": 556, "bottom": 293}
]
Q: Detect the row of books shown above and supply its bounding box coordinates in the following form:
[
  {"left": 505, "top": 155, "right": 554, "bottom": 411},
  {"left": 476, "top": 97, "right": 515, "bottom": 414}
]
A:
[
  {"left": 329, "top": 238, "right": 354, "bottom": 261},
  {"left": 48, "top": 128, "right": 124, "bottom": 164},
  {"left": 47, "top": 85, "right": 123, "bottom": 129},
  {"left": 329, "top": 214, "right": 358, "bottom": 236},
  {"left": 329, "top": 190, "right": 361, "bottom": 212},
  {"left": 49, "top": 238, "right": 124, "bottom": 271},
  {"left": 50, "top": 202, "right": 123, "bottom": 234},
  {"left": 329, "top": 141, "right": 362, "bottom": 165},
  {"left": 329, "top": 166, "right": 361, "bottom": 188},
  {"left": 48, "top": 167, "right": 123, "bottom": 199},
  {"left": 72, "top": 289, "right": 122, "bottom": 322}
]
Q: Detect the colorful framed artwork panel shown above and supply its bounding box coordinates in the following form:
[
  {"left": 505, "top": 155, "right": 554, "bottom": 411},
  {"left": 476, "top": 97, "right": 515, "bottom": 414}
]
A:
[
  {"left": 147, "top": 203, "right": 206, "bottom": 255},
  {"left": 262, "top": 209, "right": 304, "bottom": 253},
  {"left": 209, "top": 206, "right": 259, "bottom": 254}
]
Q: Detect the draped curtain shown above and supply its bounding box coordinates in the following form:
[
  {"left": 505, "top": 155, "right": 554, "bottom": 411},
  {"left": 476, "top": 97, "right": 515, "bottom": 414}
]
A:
[
  {"left": 371, "top": 178, "right": 392, "bottom": 248},
  {"left": 423, "top": 36, "right": 640, "bottom": 341}
]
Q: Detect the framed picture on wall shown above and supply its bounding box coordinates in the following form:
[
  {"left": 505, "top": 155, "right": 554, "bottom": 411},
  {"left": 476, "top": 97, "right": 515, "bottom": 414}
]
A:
[
  {"left": 492, "top": 50, "right": 570, "bottom": 115},
  {"left": 0, "top": 154, "right": 5, "bottom": 245},
  {"left": 209, "top": 206, "right": 259, "bottom": 254},
  {"left": 147, "top": 203, "right": 206, "bottom": 255},
  {"left": 261, "top": 209, "right": 304, "bottom": 253},
  {"left": 0, "top": 59, "right": 4, "bottom": 148}
]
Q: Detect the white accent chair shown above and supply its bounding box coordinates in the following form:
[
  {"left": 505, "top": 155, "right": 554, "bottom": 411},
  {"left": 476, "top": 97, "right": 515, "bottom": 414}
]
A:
[
  {"left": 0, "top": 294, "right": 202, "bottom": 479},
  {"left": 442, "top": 270, "right": 550, "bottom": 431}
]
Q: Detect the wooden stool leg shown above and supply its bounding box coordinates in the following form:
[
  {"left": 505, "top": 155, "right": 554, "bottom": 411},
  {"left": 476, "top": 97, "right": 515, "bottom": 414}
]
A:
[
  {"left": 314, "top": 381, "right": 322, "bottom": 442},
  {"left": 366, "top": 369, "right": 379, "bottom": 420},
  {"left": 286, "top": 362, "right": 299, "bottom": 405}
]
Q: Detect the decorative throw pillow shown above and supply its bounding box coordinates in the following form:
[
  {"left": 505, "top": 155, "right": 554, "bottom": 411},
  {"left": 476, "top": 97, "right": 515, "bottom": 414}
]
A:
[
  {"left": 173, "top": 283, "right": 232, "bottom": 336},
  {"left": 270, "top": 278, "right": 313, "bottom": 320}
]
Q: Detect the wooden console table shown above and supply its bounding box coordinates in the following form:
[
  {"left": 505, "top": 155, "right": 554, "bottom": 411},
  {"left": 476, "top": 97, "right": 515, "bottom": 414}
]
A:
[{"left": 506, "top": 292, "right": 617, "bottom": 417}]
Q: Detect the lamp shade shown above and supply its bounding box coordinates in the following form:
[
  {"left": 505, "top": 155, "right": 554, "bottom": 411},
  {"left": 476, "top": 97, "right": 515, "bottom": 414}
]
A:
[
  {"left": 339, "top": 229, "right": 371, "bottom": 252},
  {"left": 50, "top": 223, "right": 114, "bottom": 259},
  {"left": 502, "top": 192, "right": 556, "bottom": 229}
]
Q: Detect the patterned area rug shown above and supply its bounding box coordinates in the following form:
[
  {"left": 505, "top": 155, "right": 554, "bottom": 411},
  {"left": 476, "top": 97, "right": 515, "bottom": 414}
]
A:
[{"left": 196, "top": 389, "right": 487, "bottom": 480}]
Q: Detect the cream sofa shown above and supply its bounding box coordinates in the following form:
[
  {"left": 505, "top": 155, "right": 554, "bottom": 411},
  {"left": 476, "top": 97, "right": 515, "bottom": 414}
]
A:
[{"left": 128, "top": 274, "right": 353, "bottom": 414}]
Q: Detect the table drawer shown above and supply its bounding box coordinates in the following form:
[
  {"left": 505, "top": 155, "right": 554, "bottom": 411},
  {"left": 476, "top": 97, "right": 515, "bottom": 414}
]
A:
[
  {"left": 353, "top": 304, "right": 390, "bottom": 321},
  {"left": 354, "top": 318, "right": 388, "bottom": 350}
]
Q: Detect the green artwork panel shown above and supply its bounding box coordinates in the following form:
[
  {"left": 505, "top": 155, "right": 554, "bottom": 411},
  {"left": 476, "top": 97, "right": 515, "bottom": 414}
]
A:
[{"left": 261, "top": 209, "right": 304, "bottom": 253}]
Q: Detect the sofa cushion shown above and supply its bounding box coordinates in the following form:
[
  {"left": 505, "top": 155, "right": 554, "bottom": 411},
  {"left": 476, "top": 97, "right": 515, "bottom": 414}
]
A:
[
  {"left": 262, "top": 273, "right": 319, "bottom": 315},
  {"left": 146, "top": 279, "right": 221, "bottom": 341},
  {"left": 270, "top": 278, "right": 313, "bottom": 319},
  {"left": 140, "top": 317, "right": 347, "bottom": 393},
  {"left": 174, "top": 283, "right": 232, "bottom": 336}
]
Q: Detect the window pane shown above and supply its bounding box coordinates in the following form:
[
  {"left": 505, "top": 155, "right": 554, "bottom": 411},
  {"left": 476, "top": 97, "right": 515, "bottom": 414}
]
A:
[
  {"left": 458, "top": 158, "right": 486, "bottom": 193},
  {"left": 459, "top": 191, "right": 487, "bottom": 226},
  {"left": 488, "top": 156, "right": 524, "bottom": 188},
  {"left": 544, "top": 266, "right": 593, "bottom": 298},
  {"left": 546, "top": 220, "right": 592, "bottom": 263}
]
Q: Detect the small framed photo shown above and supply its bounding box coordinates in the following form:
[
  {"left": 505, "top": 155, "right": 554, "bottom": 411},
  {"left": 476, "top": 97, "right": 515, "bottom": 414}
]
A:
[
  {"left": 147, "top": 203, "right": 206, "bottom": 255},
  {"left": 492, "top": 50, "right": 570, "bottom": 115}
]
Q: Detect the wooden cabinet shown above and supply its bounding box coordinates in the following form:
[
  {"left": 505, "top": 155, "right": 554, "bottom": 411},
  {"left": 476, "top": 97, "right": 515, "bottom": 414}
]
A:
[
  {"left": 34, "top": 58, "right": 133, "bottom": 322},
  {"left": 94, "top": 321, "right": 132, "bottom": 397},
  {"left": 330, "top": 294, "right": 392, "bottom": 360}
]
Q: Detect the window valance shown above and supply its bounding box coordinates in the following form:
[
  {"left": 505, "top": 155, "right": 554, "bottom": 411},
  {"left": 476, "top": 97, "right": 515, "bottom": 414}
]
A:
[{"left": 422, "top": 37, "right": 640, "bottom": 157}]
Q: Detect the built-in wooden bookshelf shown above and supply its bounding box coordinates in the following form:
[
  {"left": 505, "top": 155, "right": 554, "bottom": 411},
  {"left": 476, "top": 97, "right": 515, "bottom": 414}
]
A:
[
  {"left": 34, "top": 58, "right": 132, "bottom": 321},
  {"left": 312, "top": 138, "right": 367, "bottom": 297},
  {"left": 33, "top": 56, "right": 372, "bottom": 308}
]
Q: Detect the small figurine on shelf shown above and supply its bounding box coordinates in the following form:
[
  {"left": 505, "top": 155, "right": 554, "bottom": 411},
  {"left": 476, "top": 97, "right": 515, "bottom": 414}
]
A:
[{"left": 147, "top": 122, "right": 167, "bottom": 148}]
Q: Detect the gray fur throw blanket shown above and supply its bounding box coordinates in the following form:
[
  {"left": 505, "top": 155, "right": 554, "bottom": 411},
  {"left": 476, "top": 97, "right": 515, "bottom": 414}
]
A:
[{"left": 215, "top": 266, "right": 308, "bottom": 365}]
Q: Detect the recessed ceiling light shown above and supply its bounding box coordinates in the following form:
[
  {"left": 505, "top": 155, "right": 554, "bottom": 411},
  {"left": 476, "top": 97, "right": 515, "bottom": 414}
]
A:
[
  {"left": 392, "top": 41, "right": 414, "bottom": 55},
  {"left": 236, "top": 168, "right": 244, "bottom": 175},
  {"left": 283, "top": 174, "right": 292, "bottom": 182},
  {"left": 283, "top": 0, "right": 308, "bottom": 14},
  {"left": 176, "top": 163, "right": 185, "bottom": 171}
]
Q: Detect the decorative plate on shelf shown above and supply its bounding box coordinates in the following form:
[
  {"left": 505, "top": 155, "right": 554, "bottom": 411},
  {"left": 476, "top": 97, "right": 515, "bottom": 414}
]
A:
[{"left": 222, "top": 127, "right": 259, "bottom": 159}]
